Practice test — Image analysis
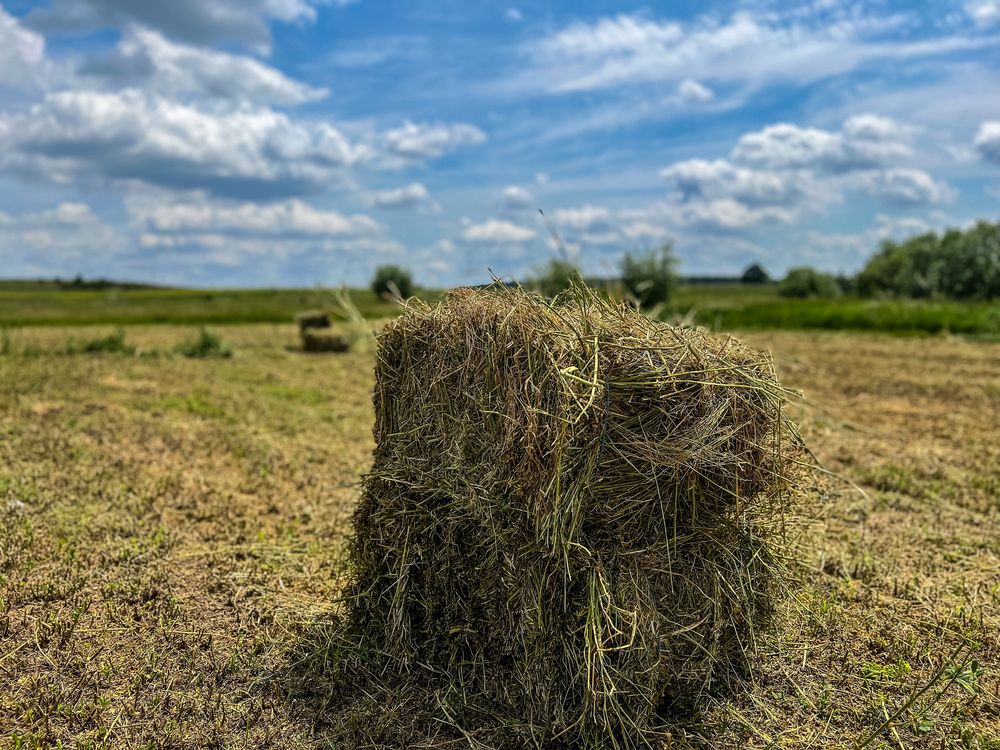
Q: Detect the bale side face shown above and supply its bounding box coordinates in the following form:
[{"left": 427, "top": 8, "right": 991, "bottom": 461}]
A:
[
  {"left": 301, "top": 330, "right": 349, "bottom": 353},
  {"left": 296, "top": 310, "right": 331, "bottom": 331},
  {"left": 340, "top": 286, "right": 801, "bottom": 748}
]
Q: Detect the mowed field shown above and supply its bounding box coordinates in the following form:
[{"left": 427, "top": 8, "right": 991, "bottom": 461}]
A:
[
  {"left": 2, "top": 324, "right": 999, "bottom": 748},
  {"left": 2, "top": 282, "right": 999, "bottom": 335}
]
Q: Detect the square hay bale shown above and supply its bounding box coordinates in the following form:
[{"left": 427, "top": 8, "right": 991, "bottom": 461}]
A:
[
  {"left": 330, "top": 285, "right": 804, "bottom": 748},
  {"left": 296, "top": 310, "right": 332, "bottom": 332},
  {"left": 301, "top": 330, "right": 349, "bottom": 353}
]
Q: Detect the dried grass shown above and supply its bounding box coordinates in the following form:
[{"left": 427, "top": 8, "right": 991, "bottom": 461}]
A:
[
  {"left": 302, "top": 330, "right": 350, "bottom": 353},
  {"left": 296, "top": 310, "right": 332, "bottom": 332},
  {"left": 324, "top": 283, "right": 808, "bottom": 748}
]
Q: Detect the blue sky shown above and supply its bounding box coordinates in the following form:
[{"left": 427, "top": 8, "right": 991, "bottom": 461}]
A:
[{"left": 0, "top": 0, "right": 998, "bottom": 287}]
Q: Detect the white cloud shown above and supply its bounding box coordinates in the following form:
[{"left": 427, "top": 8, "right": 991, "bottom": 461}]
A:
[
  {"left": 516, "top": 10, "right": 984, "bottom": 96},
  {"left": 368, "top": 182, "right": 430, "bottom": 208},
  {"left": 383, "top": 120, "right": 487, "bottom": 161},
  {"left": 0, "top": 202, "right": 126, "bottom": 275},
  {"left": 967, "top": 0, "right": 1000, "bottom": 25},
  {"left": 128, "top": 194, "right": 397, "bottom": 267},
  {"left": 80, "top": 26, "right": 328, "bottom": 106},
  {"left": 549, "top": 204, "right": 614, "bottom": 231},
  {"left": 132, "top": 197, "right": 380, "bottom": 237},
  {"left": 0, "top": 6, "right": 46, "bottom": 87},
  {"left": 0, "top": 89, "right": 367, "bottom": 199},
  {"left": 856, "top": 168, "right": 955, "bottom": 205},
  {"left": 677, "top": 78, "right": 714, "bottom": 103},
  {"left": 731, "top": 114, "right": 914, "bottom": 172},
  {"left": 661, "top": 158, "right": 822, "bottom": 207},
  {"left": 500, "top": 185, "right": 534, "bottom": 209},
  {"left": 506, "top": 8, "right": 523, "bottom": 22},
  {"left": 653, "top": 114, "right": 948, "bottom": 233},
  {"left": 620, "top": 221, "right": 670, "bottom": 241},
  {"left": 26, "top": 0, "right": 325, "bottom": 53},
  {"left": 670, "top": 199, "right": 795, "bottom": 230},
  {"left": 975, "top": 121, "right": 1000, "bottom": 165},
  {"left": 462, "top": 219, "right": 536, "bottom": 243}
]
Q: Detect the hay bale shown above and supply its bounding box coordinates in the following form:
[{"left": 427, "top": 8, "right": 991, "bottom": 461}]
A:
[
  {"left": 296, "top": 310, "right": 331, "bottom": 332},
  {"left": 301, "top": 330, "right": 349, "bottom": 353},
  {"left": 329, "top": 284, "right": 804, "bottom": 747}
]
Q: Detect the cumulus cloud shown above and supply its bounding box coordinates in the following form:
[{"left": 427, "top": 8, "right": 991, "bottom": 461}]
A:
[
  {"left": 967, "top": 0, "right": 1000, "bottom": 25},
  {"left": 26, "top": 0, "right": 326, "bottom": 53},
  {"left": 653, "top": 114, "right": 946, "bottom": 231},
  {"left": 661, "top": 158, "right": 822, "bottom": 207},
  {"left": 673, "top": 199, "right": 795, "bottom": 230},
  {"left": 0, "top": 89, "right": 367, "bottom": 199},
  {"left": 548, "top": 114, "right": 948, "bottom": 246},
  {"left": 0, "top": 6, "right": 46, "bottom": 87},
  {"left": 128, "top": 194, "right": 398, "bottom": 268},
  {"left": 132, "top": 197, "right": 380, "bottom": 237},
  {"left": 549, "top": 204, "right": 613, "bottom": 231},
  {"left": 79, "top": 26, "right": 328, "bottom": 106},
  {"left": 975, "top": 121, "right": 1000, "bottom": 164},
  {"left": 383, "top": 121, "right": 487, "bottom": 161},
  {"left": 731, "top": 115, "right": 914, "bottom": 172},
  {"left": 462, "top": 218, "right": 536, "bottom": 243},
  {"left": 856, "top": 168, "right": 955, "bottom": 205},
  {"left": 368, "top": 182, "right": 430, "bottom": 208},
  {"left": 500, "top": 185, "right": 534, "bottom": 209},
  {"left": 534, "top": 197, "right": 795, "bottom": 257},
  {"left": 620, "top": 199, "right": 794, "bottom": 233},
  {"left": 0, "top": 202, "right": 126, "bottom": 275}
]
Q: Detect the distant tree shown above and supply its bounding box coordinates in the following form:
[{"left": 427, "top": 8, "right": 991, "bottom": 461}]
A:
[
  {"left": 534, "top": 258, "right": 582, "bottom": 298},
  {"left": 835, "top": 274, "right": 857, "bottom": 295},
  {"left": 940, "top": 221, "right": 1000, "bottom": 299},
  {"left": 371, "top": 265, "right": 414, "bottom": 300},
  {"left": 621, "top": 242, "right": 678, "bottom": 309},
  {"left": 778, "top": 267, "right": 842, "bottom": 298},
  {"left": 741, "top": 263, "right": 770, "bottom": 284},
  {"left": 856, "top": 221, "right": 1000, "bottom": 300}
]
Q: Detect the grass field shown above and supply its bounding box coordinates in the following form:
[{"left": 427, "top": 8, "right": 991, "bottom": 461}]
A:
[
  {"left": 2, "top": 281, "right": 998, "bottom": 336},
  {"left": 0, "top": 285, "right": 405, "bottom": 327},
  {"left": 665, "top": 286, "right": 1000, "bottom": 335},
  {"left": 1, "top": 324, "right": 998, "bottom": 748}
]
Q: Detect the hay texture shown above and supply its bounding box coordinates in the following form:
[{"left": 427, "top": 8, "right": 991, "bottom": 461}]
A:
[
  {"left": 296, "top": 310, "right": 331, "bottom": 332},
  {"left": 331, "top": 284, "right": 804, "bottom": 748},
  {"left": 302, "top": 330, "right": 349, "bottom": 353}
]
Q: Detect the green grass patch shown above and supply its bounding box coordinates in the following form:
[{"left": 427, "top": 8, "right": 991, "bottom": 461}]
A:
[
  {"left": 2, "top": 281, "right": 997, "bottom": 336},
  {"left": 175, "top": 328, "right": 232, "bottom": 359},
  {"left": 664, "top": 289, "right": 1000, "bottom": 336},
  {"left": 81, "top": 328, "right": 135, "bottom": 355},
  {"left": 0, "top": 286, "right": 411, "bottom": 327}
]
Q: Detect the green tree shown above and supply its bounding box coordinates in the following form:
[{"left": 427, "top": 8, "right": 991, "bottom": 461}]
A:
[
  {"left": 371, "top": 265, "right": 414, "bottom": 300},
  {"left": 778, "top": 267, "right": 842, "bottom": 298},
  {"left": 620, "top": 243, "right": 678, "bottom": 309},
  {"left": 857, "top": 221, "right": 1000, "bottom": 300},
  {"left": 741, "top": 263, "right": 770, "bottom": 284},
  {"left": 534, "top": 258, "right": 582, "bottom": 298}
]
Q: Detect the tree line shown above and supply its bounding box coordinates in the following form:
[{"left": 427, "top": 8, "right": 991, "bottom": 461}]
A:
[
  {"left": 779, "top": 220, "right": 1000, "bottom": 300},
  {"left": 370, "top": 218, "right": 1000, "bottom": 306}
]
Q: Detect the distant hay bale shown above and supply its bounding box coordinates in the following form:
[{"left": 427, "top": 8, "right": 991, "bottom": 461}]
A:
[
  {"left": 301, "top": 330, "right": 349, "bottom": 353},
  {"left": 296, "top": 310, "right": 331, "bottom": 332},
  {"left": 327, "top": 284, "right": 805, "bottom": 748}
]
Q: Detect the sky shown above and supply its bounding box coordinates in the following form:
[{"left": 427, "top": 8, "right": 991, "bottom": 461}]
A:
[{"left": 0, "top": 0, "right": 998, "bottom": 288}]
